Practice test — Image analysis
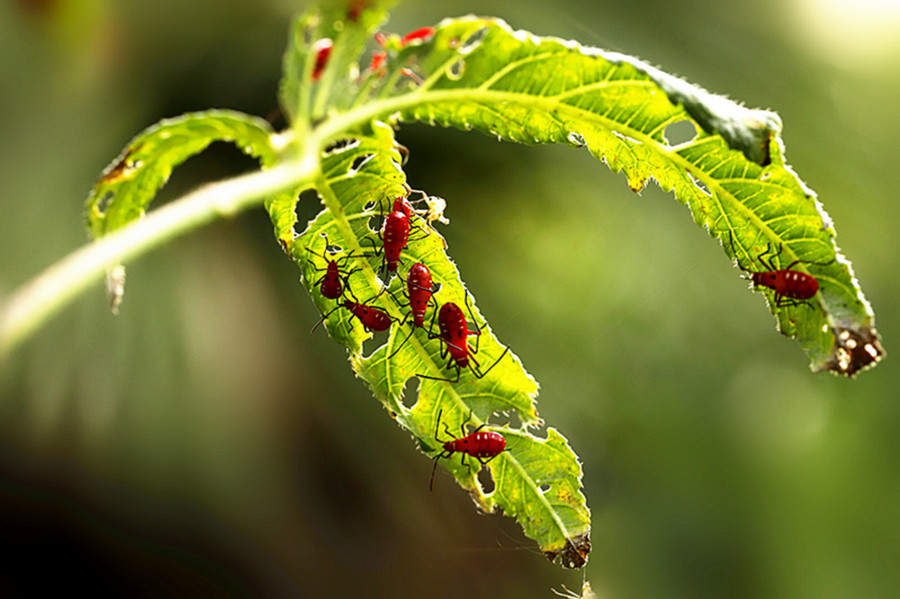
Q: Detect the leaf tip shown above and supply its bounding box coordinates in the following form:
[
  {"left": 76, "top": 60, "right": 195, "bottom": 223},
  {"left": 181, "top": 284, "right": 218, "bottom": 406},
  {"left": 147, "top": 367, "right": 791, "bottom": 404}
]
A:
[
  {"left": 820, "top": 324, "right": 885, "bottom": 377},
  {"left": 544, "top": 532, "right": 591, "bottom": 569}
]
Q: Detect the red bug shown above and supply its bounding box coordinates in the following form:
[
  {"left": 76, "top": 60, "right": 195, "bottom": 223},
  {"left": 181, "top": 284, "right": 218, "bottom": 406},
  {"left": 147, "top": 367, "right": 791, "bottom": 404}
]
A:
[
  {"left": 405, "top": 262, "right": 438, "bottom": 327},
  {"left": 342, "top": 299, "right": 392, "bottom": 332},
  {"left": 305, "top": 238, "right": 360, "bottom": 300},
  {"left": 311, "top": 284, "right": 393, "bottom": 333},
  {"left": 381, "top": 197, "right": 411, "bottom": 274},
  {"left": 729, "top": 234, "right": 832, "bottom": 307},
  {"left": 311, "top": 38, "right": 333, "bottom": 81},
  {"left": 393, "top": 194, "right": 441, "bottom": 233},
  {"left": 366, "top": 27, "right": 435, "bottom": 77},
  {"left": 363, "top": 196, "right": 432, "bottom": 278},
  {"left": 368, "top": 50, "right": 387, "bottom": 74},
  {"left": 347, "top": 0, "right": 367, "bottom": 21},
  {"left": 418, "top": 296, "right": 510, "bottom": 383},
  {"left": 388, "top": 262, "right": 440, "bottom": 359},
  {"left": 429, "top": 409, "right": 506, "bottom": 491},
  {"left": 399, "top": 26, "right": 436, "bottom": 46}
]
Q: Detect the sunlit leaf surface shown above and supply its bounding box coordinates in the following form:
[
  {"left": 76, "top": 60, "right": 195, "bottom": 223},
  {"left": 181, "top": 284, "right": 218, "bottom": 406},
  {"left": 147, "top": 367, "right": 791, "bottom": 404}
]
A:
[
  {"left": 283, "top": 119, "right": 590, "bottom": 566},
  {"left": 86, "top": 110, "right": 277, "bottom": 240},
  {"left": 352, "top": 16, "right": 882, "bottom": 376}
]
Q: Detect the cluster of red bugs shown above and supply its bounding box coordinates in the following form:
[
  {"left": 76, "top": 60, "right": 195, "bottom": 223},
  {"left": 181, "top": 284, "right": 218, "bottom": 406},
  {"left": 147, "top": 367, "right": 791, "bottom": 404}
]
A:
[
  {"left": 728, "top": 232, "right": 832, "bottom": 307},
  {"left": 303, "top": 195, "right": 511, "bottom": 488},
  {"left": 309, "top": 25, "right": 436, "bottom": 85},
  {"left": 305, "top": 195, "right": 510, "bottom": 383}
]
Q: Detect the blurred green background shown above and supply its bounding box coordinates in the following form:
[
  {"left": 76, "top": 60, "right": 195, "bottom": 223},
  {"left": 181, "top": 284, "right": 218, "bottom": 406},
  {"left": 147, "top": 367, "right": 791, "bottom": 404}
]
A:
[{"left": 1, "top": 0, "right": 898, "bottom": 596}]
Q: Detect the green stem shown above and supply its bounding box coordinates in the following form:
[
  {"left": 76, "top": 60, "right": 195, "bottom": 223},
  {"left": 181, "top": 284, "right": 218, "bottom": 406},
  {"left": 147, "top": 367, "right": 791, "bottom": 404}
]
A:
[{"left": 0, "top": 157, "right": 317, "bottom": 359}]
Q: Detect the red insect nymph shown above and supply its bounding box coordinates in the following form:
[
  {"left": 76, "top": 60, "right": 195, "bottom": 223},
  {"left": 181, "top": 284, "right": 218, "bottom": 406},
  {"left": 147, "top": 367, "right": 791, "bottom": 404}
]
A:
[
  {"left": 429, "top": 409, "right": 506, "bottom": 491},
  {"left": 387, "top": 262, "right": 438, "bottom": 359},
  {"left": 343, "top": 300, "right": 392, "bottom": 332},
  {"left": 305, "top": 240, "right": 359, "bottom": 300},
  {"left": 730, "top": 234, "right": 831, "bottom": 307},
  {"left": 399, "top": 26, "right": 436, "bottom": 46},
  {"left": 418, "top": 298, "right": 509, "bottom": 383},
  {"left": 407, "top": 262, "right": 435, "bottom": 327},
  {"left": 312, "top": 38, "right": 333, "bottom": 81},
  {"left": 381, "top": 198, "right": 411, "bottom": 273}
]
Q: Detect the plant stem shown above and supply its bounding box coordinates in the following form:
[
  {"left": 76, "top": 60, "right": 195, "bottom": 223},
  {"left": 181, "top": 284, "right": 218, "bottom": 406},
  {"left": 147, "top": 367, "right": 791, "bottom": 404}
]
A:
[{"left": 0, "top": 158, "right": 316, "bottom": 359}]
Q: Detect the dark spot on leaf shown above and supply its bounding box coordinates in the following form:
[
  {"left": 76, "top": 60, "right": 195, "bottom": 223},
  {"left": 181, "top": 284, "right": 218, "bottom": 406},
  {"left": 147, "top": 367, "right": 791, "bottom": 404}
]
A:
[
  {"left": 822, "top": 325, "right": 884, "bottom": 377},
  {"left": 278, "top": 237, "right": 292, "bottom": 256},
  {"left": 663, "top": 119, "right": 698, "bottom": 146},
  {"left": 544, "top": 532, "right": 591, "bottom": 569},
  {"left": 95, "top": 190, "right": 115, "bottom": 215}
]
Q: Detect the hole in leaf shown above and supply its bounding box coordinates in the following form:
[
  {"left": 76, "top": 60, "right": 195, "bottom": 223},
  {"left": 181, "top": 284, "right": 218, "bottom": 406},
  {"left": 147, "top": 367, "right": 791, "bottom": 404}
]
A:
[
  {"left": 539, "top": 483, "right": 551, "bottom": 493},
  {"left": 349, "top": 153, "right": 375, "bottom": 175},
  {"left": 477, "top": 463, "right": 496, "bottom": 493},
  {"left": 324, "top": 138, "right": 361, "bottom": 155},
  {"left": 294, "top": 188, "right": 322, "bottom": 237},
  {"left": 368, "top": 212, "right": 384, "bottom": 233},
  {"left": 399, "top": 377, "right": 418, "bottom": 410},
  {"left": 362, "top": 326, "right": 391, "bottom": 353},
  {"left": 460, "top": 27, "right": 487, "bottom": 54},
  {"left": 321, "top": 235, "right": 343, "bottom": 254},
  {"left": 663, "top": 119, "right": 698, "bottom": 146},
  {"left": 492, "top": 409, "right": 526, "bottom": 430},
  {"left": 687, "top": 172, "right": 711, "bottom": 196},
  {"left": 567, "top": 131, "right": 586, "bottom": 147},
  {"left": 447, "top": 59, "right": 465, "bottom": 80},
  {"left": 96, "top": 191, "right": 114, "bottom": 215}
]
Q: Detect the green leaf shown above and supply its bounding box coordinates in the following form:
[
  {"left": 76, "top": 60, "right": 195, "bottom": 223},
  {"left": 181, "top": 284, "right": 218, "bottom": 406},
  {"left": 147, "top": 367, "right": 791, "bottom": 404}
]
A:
[
  {"left": 281, "top": 119, "right": 590, "bottom": 567},
  {"left": 343, "top": 16, "right": 883, "bottom": 376},
  {"left": 85, "top": 110, "right": 277, "bottom": 240},
  {"left": 278, "top": 1, "right": 395, "bottom": 125}
]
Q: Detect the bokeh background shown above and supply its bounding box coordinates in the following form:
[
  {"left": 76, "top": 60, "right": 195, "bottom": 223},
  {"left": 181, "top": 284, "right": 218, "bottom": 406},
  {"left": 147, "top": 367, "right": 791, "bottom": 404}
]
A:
[{"left": 2, "top": 0, "right": 898, "bottom": 596}]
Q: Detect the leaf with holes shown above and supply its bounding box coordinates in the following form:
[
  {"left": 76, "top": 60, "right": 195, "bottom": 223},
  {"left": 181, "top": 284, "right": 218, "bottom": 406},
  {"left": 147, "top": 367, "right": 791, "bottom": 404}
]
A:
[
  {"left": 58, "top": 0, "right": 890, "bottom": 580},
  {"left": 284, "top": 118, "right": 590, "bottom": 567},
  {"left": 86, "top": 110, "right": 277, "bottom": 240},
  {"left": 279, "top": 0, "right": 395, "bottom": 124},
  {"left": 83, "top": 110, "right": 278, "bottom": 310},
  {"left": 345, "top": 16, "right": 882, "bottom": 376}
]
